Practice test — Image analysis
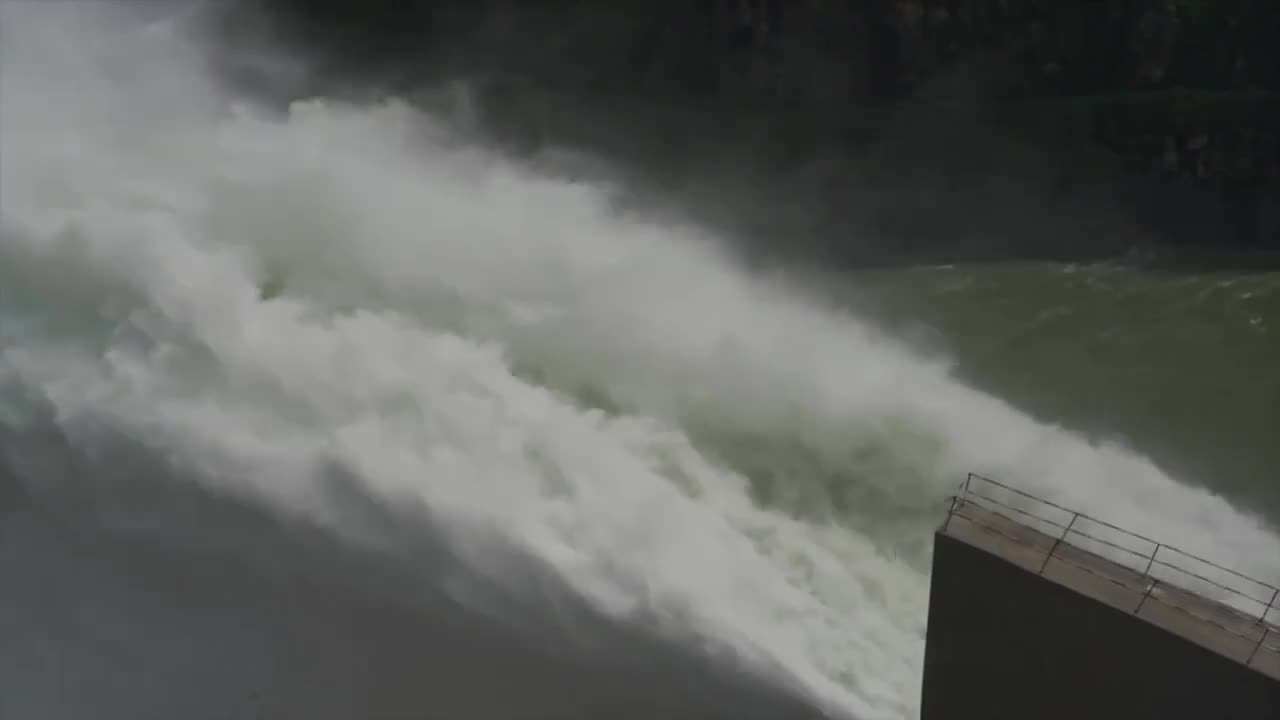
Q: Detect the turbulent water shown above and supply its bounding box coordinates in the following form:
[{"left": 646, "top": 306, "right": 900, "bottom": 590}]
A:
[
  {"left": 834, "top": 264, "right": 1280, "bottom": 517},
  {"left": 2, "top": 3, "right": 1278, "bottom": 719}
]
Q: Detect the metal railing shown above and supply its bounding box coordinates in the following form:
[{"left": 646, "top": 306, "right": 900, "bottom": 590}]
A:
[{"left": 943, "top": 473, "right": 1280, "bottom": 664}]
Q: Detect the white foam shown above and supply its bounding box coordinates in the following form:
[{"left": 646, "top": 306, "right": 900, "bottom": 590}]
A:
[{"left": 1, "top": 3, "right": 1276, "bottom": 719}]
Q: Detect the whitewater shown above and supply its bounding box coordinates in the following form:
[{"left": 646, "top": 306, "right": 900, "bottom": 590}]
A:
[{"left": 2, "top": 2, "right": 1278, "bottom": 719}]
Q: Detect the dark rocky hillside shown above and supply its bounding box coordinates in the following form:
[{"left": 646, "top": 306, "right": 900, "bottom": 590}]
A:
[{"left": 228, "top": 0, "right": 1280, "bottom": 265}]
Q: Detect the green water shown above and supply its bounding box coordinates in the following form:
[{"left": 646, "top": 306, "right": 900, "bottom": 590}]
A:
[{"left": 830, "top": 262, "right": 1280, "bottom": 522}]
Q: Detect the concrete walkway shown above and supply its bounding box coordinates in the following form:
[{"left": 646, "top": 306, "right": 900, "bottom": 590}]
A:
[{"left": 943, "top": 499, "right": 1280, "bottom": 682}]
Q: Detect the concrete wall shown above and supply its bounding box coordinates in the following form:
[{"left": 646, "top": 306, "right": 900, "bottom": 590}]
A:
[{"left": 921, "top": 531, "right": 1280, "bottom": 720}]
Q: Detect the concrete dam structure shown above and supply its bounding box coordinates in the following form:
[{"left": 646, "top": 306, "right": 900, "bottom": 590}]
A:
[{"left": 921, "top": 474, "right": 1280, "bottom": 720}]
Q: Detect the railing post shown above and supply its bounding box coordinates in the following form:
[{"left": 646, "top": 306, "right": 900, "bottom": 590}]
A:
[
  {"left": 1245, "top": 588, "right": 1278, "bottom": 666},
  {"left": 1134, "top": 543, "right": 1162, "bottom": 616},
  {"left": 942, "top": 494, "right": 959, "bottom": 533},
  {"left": 1142, "top": 543, "right": 1161, "bottom": 578},
  {"left": 1134, "top": 578, "right": 1159, "bottom": 615},
  {"left": 1258, "top": 587, "right": 1279, "bottom": 628},
  {"left": 1246, "top": 625, "right": 1271, "bottom": 668},
  {"left": 942, "top": 476, "right": 969, "bottom": 533},
  {"left": 1037, "top": 512, "right": 1078, "bottom": 575}
]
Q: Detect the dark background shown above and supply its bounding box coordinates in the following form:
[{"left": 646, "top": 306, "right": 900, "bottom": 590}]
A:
[{"left": 216, "top": 0, "right": 1280, "bottom": 268}]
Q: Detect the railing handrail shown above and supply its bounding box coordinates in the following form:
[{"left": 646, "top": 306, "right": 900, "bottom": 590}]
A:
[
  {"left": 959, "top": 481, "right": 1270, "bottom": 604},
  {"left": 951, "top": 473, "right": 1280, "bottom": 627}
]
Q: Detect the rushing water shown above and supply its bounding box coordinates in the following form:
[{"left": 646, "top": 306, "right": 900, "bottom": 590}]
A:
[
  {"left": 2, "top": 3, "right": 1278, "bottom": 719},
  {"left": 831, "top": 264, "right": 1280, "bottom": 519}
]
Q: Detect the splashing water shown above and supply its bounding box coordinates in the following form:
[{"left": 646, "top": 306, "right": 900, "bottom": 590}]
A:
[{"left": 2, "top": 3, "right": 1277, "bottom": 718}]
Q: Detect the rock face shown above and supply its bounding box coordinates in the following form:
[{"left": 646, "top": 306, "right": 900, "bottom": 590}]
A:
[{"left": 246, "top": 0, "right": 1280, "bottom": 259}]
